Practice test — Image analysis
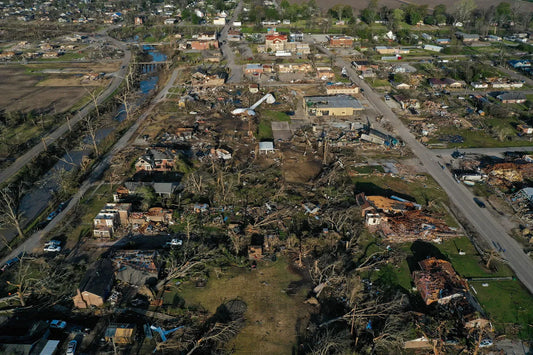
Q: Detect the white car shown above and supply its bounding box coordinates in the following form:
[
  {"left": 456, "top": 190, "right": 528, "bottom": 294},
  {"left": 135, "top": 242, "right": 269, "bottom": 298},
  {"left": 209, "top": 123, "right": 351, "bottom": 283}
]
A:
[
  {"left": 166, "top": 238, "right": 183, "bottom": 247},
  {"left": 50, "top": 319, "right": 67, "bottom": 329},
  {"left": 44, "top": 245, "right": 61, "bottom": 252},
  {"left": 44, "top": 240, "right": 61, "bottom": 248},
  {"left": 479, "top": 339, "right": 493, "bottom": 348}
]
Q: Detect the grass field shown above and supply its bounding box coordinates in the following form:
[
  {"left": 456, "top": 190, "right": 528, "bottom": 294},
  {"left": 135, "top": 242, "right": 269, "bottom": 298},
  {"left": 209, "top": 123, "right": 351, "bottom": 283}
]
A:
[
  {"left": 256, "top": 110, "right": 291, "bottom": 140},
  {"left": 393, "top": 236, "right": 531, "bottom": 338},
  {"left": 438, "top": 237, "right": 513, "bottom": 278},
  {"left": 429, "top": 126, "right": 533, "bottom": 149},
  {"left": 470, "top": 280, "right": 533, "bottom": 339},
  {"left": 179, "top": 258, "right": 311, "bottom": 354},
  {"left": 351, "top": 173, "right": 449, "bottom": 209}
]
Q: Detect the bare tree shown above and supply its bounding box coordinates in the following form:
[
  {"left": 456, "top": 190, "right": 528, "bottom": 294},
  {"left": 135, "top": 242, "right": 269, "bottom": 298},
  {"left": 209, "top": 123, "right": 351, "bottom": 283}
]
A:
[
  {"left": 227, "top": 230, "right": 248, "bottom": 256},
  {"left": 118, "top": 91, "right": 132, "bottom": 121},
  {"left": 185, "top": 320, "right": 243, "bottom": 355},
  {"left": 6, "top": 256, "right": 35, "bottom": 307},
  {"left": 156, "top": 246, "right": 212, "bottom": 290},
  {"left": 83, "top": 114, "right": 100, "bottom": 157},
  {"left": 0, "top": 182, "right": 27, "bottom": 248}
]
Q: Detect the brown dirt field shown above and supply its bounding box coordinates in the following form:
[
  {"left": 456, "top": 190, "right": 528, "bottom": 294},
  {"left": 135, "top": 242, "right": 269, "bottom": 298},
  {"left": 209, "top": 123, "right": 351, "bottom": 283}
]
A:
[
  {"left": 0, "top": 67, "right": 87, "bottom": 113},
  {"left": 291, "top": 0, "right": 533, "bottom": 12},
  {"left": 37, "top": 77, "right": 107, "bottom": 87},
  {"left": 26, "top": 61, "right": 121, "bottom": 74},
  {"left": 283, "top": 159, "right": 322, "bottom": 183}
]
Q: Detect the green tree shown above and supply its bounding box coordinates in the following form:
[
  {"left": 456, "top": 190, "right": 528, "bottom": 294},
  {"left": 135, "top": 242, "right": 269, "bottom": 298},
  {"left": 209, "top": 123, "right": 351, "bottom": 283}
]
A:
[
  {"left": 424, "top": 15, "right": 436, "bottom": 25},
  {"left": 137, "top": 185, "right": 157, "bottom": 210},
  {"left": 433, "top": 4, "right": 447, "bottom": 17},
  {"left": 360, "top": 0, "right": 379, "bottom": 24},
  {"left": 435, "top": 14, "right": 447, "bottom": 25},
  {"left": 496, "top": 2, "right": 511, "bottom": 23},
  {"left": 392, "top": 8, "right": 404, "bottom": 26}
]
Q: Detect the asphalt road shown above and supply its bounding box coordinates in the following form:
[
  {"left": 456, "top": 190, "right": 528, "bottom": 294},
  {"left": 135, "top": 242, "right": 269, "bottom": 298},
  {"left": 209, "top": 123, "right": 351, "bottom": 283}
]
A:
[
  {"left": 318, "top": 44, "right": 533, "bottom": 294},
  {"left": 0, "top": 35, "right": 132, "bottom": 185},
  {"left": 219, "top": 0, "right": 243, "bottom": 84},
  {"left": 0, "top": 68, "right": 180, "bottom": 266}
]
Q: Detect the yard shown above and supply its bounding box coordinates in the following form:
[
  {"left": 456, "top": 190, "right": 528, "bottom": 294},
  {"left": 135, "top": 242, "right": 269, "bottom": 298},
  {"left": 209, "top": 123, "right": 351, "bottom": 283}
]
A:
[
  {"left": 256, "top": 110, "right": 291, "bottom": 141},
  {"left": 178, "top": 258, "right": 312, "bottom": 354},
  {"left": 351, "top": 173, "right": 449, "bottom": 212},
  {"left": 470, "top": 280, "right": 533, "bottom": 339}
]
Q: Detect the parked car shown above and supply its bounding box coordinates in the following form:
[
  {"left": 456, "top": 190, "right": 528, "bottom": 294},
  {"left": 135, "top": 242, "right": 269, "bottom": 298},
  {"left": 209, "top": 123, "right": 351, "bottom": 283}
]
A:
[
  {"left": 1, "top": 256, "right": 20, "bottom": 272},
  {"left": 479, "top": 339, "right": 493, "bottom": 347},
  {"left": 473, "top": 197, "right": 486, "bottom": 208},
  {"left": 166, "top": 238, "right": 183, "bottom": 247},
  {"left": 50, "top": 320, "right": 67, "bottom": 329},
  {"left": 46, "top": 211, "right": 58, "bottom": 221},
  {"left": 44, "top": 245, "right": 61, "bottom": 252},
  {"left": 44, "top": 240, "right": 61, "bottom": 248},
  {"left": 66, "top": 340, "right": 77, "bottom": 355}
]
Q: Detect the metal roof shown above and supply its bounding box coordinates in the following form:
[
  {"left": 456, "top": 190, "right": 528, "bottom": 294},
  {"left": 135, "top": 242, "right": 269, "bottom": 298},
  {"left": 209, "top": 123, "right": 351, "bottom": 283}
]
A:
[{"left": 305, "top": 95, "right": 363, "bottom": 110}]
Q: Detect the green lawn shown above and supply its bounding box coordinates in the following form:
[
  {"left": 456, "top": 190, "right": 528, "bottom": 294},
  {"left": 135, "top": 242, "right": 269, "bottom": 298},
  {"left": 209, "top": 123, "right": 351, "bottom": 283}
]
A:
[
  {"left": 256, "top": 110, "right": 290, "bottom": 141},
  {"left": 429, "top": 126, "right": 533, "bottom": 148},
  {"left": 179, "top": 258, "right": 310, "bottom": 354},
  {"left": 351, "top": 173, "right": 449, "bottom": 209},
  {"left": 470, "top": 280, "right": 533, "bottom": 339},
  {"left": 438, "top": 237, "right": 513, "bottom": 278},
  {"left": 352, "top": 165, "right": 385, "bottom": 174}
]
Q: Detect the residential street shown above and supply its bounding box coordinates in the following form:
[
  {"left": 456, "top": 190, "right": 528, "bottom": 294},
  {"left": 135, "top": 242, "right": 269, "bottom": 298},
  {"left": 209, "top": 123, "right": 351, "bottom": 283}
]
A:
[
  {"left": 219, "top": 0, "right": 243, "bottom": 83},
  {"left": 318, "top": 44, "right": 533, "bottom": 294},
  {"left": 0, "top": 68, "right": 180, "bottom": 266}
]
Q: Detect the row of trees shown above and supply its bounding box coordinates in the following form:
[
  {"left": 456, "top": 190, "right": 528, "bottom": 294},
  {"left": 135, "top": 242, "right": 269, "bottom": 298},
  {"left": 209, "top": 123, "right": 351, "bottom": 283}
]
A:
[{"left": 330, "top": 0, "right": 532, "bottom": 32}]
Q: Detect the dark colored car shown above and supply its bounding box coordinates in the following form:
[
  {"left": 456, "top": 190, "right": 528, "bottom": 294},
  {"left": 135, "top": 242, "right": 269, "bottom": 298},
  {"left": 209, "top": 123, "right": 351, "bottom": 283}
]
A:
[{"left": 473, "top": 197, "right": 486, "bottom": 208}]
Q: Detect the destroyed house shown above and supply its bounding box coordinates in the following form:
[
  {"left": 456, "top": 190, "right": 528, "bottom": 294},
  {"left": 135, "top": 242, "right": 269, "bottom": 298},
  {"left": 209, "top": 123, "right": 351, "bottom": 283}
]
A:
[
  {"left": 135, "top": 149, "right": 176, "bottom": 172},
  {"left": 191, "top": 70, "right": 225, "bottom": 87},
  {"left": 413, "top": 258, "right": 467, "bottom": 305},
  {"left": 365, "top": 195, "right": 417, "bottom": 214},
  {"left": 113, "top": 250, "right": 159, "bottom": 285},
  {"left": 93, "top": 203, "right": 131, "bottom": 238},
  {"left": 73, "top": 259, "right": 114, "bottom": 308},
  {"left": 316, "top": 66, "right": 335, "bottom": 80},
  {"left": 304, "top": 95, "right": 364, "bottom": 117},
  {"left": 122, "top": 181, "right": 180, "bottom": 198},
  {"left": 112, "top": 250, "right": 159, "bottom": 274},
  {"left": 104, "top": 324, "right": 136, "bottom": 344}
]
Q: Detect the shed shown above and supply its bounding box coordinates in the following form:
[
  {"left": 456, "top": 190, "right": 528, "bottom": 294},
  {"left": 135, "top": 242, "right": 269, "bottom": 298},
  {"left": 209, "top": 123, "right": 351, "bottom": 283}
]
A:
[
  {"left": 258, "top": 141, "right": 275, "bottom": 154},
  {"left": 104, "top": 324, "right": 136, "bottom": 344}
]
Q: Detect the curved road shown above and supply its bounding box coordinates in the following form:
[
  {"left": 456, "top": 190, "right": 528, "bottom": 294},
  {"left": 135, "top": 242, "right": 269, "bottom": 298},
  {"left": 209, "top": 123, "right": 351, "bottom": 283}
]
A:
[
  {"left": 318, "top": 44, "right": 533, "bottom": 294},
  {"left": 0, "top": 35, "right": 132, "bottom": 185}
]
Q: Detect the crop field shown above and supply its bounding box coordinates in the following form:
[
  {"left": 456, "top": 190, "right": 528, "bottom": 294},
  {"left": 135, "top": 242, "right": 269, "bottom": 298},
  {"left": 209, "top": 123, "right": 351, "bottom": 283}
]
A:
[{"left": 0, "top": 61, "right": 118, "bottom": 113}]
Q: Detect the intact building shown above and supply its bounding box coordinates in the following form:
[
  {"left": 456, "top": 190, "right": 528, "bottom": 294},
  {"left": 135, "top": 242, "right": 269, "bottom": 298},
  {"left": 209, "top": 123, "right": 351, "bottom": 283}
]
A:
[{"left": 304, "top": 95, "right": 364, "bottom": 117}]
